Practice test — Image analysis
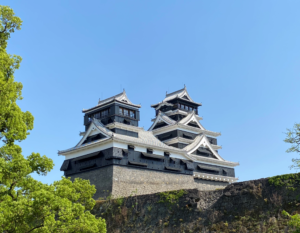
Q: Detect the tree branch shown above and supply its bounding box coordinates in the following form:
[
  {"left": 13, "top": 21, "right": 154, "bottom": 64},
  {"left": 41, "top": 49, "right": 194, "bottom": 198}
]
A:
[{"left": 26, "top": 224, "right": 44, "bottom": 233}]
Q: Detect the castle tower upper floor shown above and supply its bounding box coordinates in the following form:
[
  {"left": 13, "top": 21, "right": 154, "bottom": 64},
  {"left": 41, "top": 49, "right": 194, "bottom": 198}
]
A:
[{"left": 82, "top": 90, "right": 141, "bottom": 131}]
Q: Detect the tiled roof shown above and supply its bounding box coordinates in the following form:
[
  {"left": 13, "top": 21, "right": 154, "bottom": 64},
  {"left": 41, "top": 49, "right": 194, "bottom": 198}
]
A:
[
  {"left": 154, "top": 102, "right": 174, "bottom": 110},
  {"left": 113, "top": 130, "right": 179, "bottom": 150},
  {"left": 59, "top": 118, "right": 182, "bottom": 154},
  {"left": 151, "top": 86, "right": 202, "bottom": 107},
  {"left": 160, "top": 112, "right": 176, "bottom": 125},
  {"left": 83, "top": 90, "right": 141, "bottom": 113},
  {"left": 165, "top": 87, "right": 186, "bottom": 98},
  {"left": 58, "top": 120, "right": 238, "bottom": 167},
  {"left": 183, "top": 135, "right": 204, "bottom": 152}
]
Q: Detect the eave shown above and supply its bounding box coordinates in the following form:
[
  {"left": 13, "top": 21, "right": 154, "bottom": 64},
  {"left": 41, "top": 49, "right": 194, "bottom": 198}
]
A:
[
  {"left": 105, "top": 122, "right": 143, "bottom": 133},
  {"left": 162, "top": 137, "right": 222, "bottom": 150},
  {"left": 151, "top": 123, "right": 221, "bottom": 137},
  {"left": 151, "top": 110, "right": 203, "bottom": 122},
  {"left": 151, "top": 98, "right": 202, "bottom": 108},
  {"left": 58, "top": 133, "right": 187, "bottom": 157},
  {"left": 162, "top": 137, "right": 194, "bottom": 145},
  {"left": 58, "top": 137, "right": 113, "bottom": 155},
  {"left": 190, "top": 154, "right": 239, "bottom": 167},
  {"left": 211, "top": 144, "right": 222, "bottom": 150},
  {"left": 165, "top": 110, "right": 203, "bottom": 120},
  {"left": 193, "top": 172, "right": 238, "bottom": 183},
  {"left": 83, "top": 100, "right": 141, "bottom": 113}
]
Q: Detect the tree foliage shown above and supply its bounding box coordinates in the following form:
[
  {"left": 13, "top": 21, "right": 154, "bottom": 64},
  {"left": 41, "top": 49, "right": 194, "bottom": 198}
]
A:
[
  {"left": 284, "top": 123, "right": 300, "bottom": 169},
  {"left": 0, "top": 5, "right": 106, "bottom": 232},
  {"left": 283, "top": 123, "right": 300, "bottom": 232}
]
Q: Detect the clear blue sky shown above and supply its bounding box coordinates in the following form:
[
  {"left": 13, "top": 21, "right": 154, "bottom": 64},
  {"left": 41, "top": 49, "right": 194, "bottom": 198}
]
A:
[{"left": 3, "top": 0, "right": 300, "bottom": 184}]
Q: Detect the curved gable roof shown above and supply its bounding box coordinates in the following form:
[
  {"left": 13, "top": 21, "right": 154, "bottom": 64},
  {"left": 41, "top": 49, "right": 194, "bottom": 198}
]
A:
[
  {"left": 179, "top": 111, "right": 205, "bottom": 130},
  {"left": 183, "top": 135, "right": 225, "bottom": 161},
  {"left": 76, "top": 118, "right": 113, "bottom": 147},
  {"left": 148, "top": 111, "right": 176, "bottom": 131}
]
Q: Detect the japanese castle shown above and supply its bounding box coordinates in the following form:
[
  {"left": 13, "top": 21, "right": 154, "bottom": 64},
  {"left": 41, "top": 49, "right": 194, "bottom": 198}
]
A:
[{"left": 58, "top": 87, "right": 239, "bottom": 199}]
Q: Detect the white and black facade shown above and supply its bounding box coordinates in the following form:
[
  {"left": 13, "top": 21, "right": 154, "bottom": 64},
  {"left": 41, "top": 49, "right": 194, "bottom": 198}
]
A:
[{"left": 58, "top": 88, "right": 239, "bottom": 199}]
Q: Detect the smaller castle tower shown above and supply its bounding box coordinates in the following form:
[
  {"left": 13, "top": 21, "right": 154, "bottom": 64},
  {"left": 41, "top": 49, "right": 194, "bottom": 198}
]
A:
[{"left": 83, "top": 89, "right": 141, "bottom": 130}]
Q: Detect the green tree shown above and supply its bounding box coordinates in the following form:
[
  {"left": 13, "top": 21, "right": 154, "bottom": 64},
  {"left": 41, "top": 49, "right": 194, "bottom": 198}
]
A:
[
  {"left": 284, "top": 123, "right": 300, "bottom": 232},
  {"left": 284, "top": 123, "right": 300, "bottom": 169},
  {"left": 0, "top": 5, "right": 106, "bottom": 232}
]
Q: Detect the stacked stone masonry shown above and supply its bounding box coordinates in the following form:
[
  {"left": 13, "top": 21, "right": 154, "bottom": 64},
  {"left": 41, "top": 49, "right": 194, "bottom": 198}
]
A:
[
  {"left": 92, "top": 174, "right": 300, "bottom": 233},
  {"left": 69, "top": 165, "right": 228, "bottom": 199}
]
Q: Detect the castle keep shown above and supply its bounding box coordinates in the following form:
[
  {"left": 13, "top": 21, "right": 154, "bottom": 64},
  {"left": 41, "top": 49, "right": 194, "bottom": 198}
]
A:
[{"left": 58, "top": 87, "right": 239, "bottom": 199}]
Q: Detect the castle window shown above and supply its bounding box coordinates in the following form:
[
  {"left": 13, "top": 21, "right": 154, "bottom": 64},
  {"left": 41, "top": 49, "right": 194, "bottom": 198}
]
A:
[
  {"left": 89, "top": 109, "right": 110, "bottom": 120},
  {"left": 100, "top": 108, "right": 110, "bottom": 118},
  {"left": 124, "top": 109, "right": 129, "bottom": 116},
  {"left": 178, "top": 103, "right": 194, "bottom": 112},
  {"left": 119, "top": 107, "right": 135, "bottom": 118},
  {"left": 130, "top": 110, "right": 135, "bottom": 118}
]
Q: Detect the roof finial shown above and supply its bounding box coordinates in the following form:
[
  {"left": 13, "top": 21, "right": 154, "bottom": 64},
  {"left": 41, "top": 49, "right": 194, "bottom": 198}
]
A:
[
  {"left": 123, "top": 88, "right": 125, "bottom": 93},
  {"left": 184, "top": 84, "right": 186, "bottom": 89},
  {"left": 98, "top": 98, "right": 101, "bottom": 104}
]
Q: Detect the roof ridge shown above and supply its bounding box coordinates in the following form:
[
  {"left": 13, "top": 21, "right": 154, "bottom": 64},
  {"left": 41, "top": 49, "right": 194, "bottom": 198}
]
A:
[
  {"left": 179, "top": 111, "right": 195, "bottom": 124},
  {"left": 165, "top": 87, "right": 185, "bottom": 97},
  {"left": 98, "top": 91, "right": 123, "bottom": 105},
  {"left": 183, "top": 134, "right": 204, "bottom": 151}
]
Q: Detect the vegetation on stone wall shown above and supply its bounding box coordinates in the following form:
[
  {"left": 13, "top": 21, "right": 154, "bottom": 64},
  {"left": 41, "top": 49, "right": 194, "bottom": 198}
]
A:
[
  {"left": 268, "top": 173, "right": 300, "bottom": 188},
  {"left": 0, "top": 5, "right": 106, "bottom": 232},
  {"left": 158, "top": 190, "right": 187, "bottom": 208},
  {"left": 92, "top": 175, "right": 300, "bottom": 233},
  {"left": 268, "top": 173, "right": 300, "bottom": 232}
]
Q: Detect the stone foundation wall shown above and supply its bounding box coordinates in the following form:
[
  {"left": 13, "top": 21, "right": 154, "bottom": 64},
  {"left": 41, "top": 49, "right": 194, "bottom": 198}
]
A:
[
  {"left": 68, "top": 165, "right": 113, "bottom": 199},
  {"left": 111, "top": 166, "right": 196, "bottom": 197},
  {"left": 194, "top": 179, "right": 228, "bottom": 191},
  {"left": 68, "top": 165, "right": 230, "bottom": 199}
]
